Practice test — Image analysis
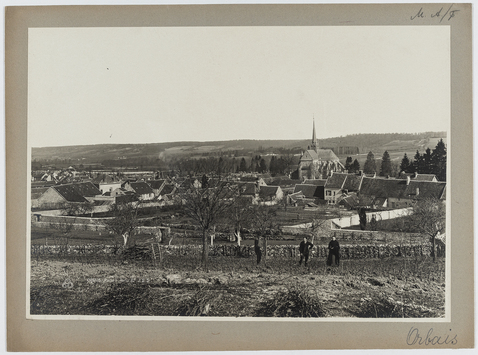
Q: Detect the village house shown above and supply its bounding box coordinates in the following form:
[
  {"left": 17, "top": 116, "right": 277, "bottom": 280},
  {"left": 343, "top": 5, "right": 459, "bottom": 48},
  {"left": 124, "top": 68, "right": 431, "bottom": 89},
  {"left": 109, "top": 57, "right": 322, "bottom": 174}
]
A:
[
  {"left": 324, "top": 172, "right": 347, "bottom": 205},
  {"left": 258, "top": 185, "right": 283, "bottom": 205},
  {"left": 399, "top": 172, "right": 438, "bottom": 182},
  {"left": 324, "top": 172, "right": 364, "bottom": 205},
  {"left": 147, "top": 179, "right": 167, "bottom": 197},
  {"left": 157, "top": 183, "right": 177, "bottom": 204},
  {"left": 107, "top": 188, "right": 138, "bottom": 204},
  {"left": 92, "top": 174, "right": 123, "bottom": 194},
  {"left": 177, "top": 178, "right": 201, "bottom": 191},
  {"left": 123, "top": 181, "right": 155, "bottom": 201},
  {"left": 357, "top": 176, "right": 446, "bottom": 209},
  {"left": 293, "top": 183, "right": 324, "bottom": 200},
  {"left": 237, "top": 182, "right": 259, "bottom": 203},
  {"left": 34, "top": 181, "right": 102, "bottom": 210},
  {"left": 239, "top": 176, "right": 268, "bottom": 187}
]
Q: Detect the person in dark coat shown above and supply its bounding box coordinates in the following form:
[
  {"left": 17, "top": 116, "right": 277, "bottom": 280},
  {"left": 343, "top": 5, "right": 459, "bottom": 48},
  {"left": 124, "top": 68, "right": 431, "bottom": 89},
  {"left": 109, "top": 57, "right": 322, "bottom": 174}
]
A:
[
  {"left": 299, "top": 237, "right": 314, "bottom": 266},
  {"left": 254, "top": 237, "right": 262, "bottom": 265},
  {"left": 327, "top": 236, "right": 340, "bottom": 266}
]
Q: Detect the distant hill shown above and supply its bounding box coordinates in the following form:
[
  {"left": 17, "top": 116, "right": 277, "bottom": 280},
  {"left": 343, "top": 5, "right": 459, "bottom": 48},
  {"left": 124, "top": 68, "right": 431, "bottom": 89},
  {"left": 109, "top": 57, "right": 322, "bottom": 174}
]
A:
[{"left": 32, "top": 132, "right": 446, "bottom": 165}]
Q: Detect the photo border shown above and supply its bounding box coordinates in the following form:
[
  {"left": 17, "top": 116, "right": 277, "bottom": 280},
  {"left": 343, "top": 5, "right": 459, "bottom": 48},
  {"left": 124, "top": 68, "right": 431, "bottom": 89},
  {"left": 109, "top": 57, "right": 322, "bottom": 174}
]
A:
[{"left": 6, "top": 3, "right": 473, "bottom": 351}]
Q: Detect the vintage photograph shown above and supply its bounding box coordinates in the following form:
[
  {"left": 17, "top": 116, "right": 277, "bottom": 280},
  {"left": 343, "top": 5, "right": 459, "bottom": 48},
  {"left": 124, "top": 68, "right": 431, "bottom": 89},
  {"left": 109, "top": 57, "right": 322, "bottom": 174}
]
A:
[{"left": 28, "top": 25, "right": 450, "bottom": 319}]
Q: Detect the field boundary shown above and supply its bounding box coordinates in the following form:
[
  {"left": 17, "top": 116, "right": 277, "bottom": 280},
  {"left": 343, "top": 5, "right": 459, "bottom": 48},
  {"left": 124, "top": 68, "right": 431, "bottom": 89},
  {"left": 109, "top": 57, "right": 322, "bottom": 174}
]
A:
[{"left": 31, "top": 242, "right": 443, "bottom": 259}]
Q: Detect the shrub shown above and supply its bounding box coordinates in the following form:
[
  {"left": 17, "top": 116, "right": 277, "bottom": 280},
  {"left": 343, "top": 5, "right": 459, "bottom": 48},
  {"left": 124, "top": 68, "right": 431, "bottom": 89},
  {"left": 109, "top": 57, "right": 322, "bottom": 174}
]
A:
[
  {"left": 84, "top": 283, "right": 154, "bottom": 315},
  {"left": 255, "top": 285, "right": 326, "bottom": 317},
  {"left": 353, "top": 293, "right": 441, "bottom": 318},
  {"left": 174, "top": 287, "right": 220, "bottom": 316}
]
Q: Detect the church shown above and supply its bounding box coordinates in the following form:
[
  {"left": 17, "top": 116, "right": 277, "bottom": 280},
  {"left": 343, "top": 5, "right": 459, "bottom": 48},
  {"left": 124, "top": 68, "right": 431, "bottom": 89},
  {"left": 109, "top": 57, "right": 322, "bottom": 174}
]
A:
[{"left": 296, "top": 119, "right": 344, "bottom": 180}]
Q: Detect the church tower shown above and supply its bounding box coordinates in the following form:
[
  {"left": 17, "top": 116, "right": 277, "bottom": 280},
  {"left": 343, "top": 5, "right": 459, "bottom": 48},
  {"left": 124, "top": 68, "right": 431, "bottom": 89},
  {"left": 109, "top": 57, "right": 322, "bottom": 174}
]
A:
[{"left": 311, "top": 117, "right": 318, "bottom": 152}]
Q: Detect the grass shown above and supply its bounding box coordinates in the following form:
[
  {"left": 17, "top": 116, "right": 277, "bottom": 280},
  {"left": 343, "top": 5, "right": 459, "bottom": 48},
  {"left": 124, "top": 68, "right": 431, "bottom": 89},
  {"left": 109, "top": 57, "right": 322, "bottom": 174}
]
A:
[{"left": 30, "top": 252, "right": 446, "bottom": 318}]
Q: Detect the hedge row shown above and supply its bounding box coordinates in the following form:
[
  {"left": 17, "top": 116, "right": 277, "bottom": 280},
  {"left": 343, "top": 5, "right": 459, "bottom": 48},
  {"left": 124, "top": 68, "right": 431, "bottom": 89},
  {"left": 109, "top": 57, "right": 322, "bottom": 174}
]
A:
[{"left": 31, "top": 243, "right": 443, "bottom": 259}]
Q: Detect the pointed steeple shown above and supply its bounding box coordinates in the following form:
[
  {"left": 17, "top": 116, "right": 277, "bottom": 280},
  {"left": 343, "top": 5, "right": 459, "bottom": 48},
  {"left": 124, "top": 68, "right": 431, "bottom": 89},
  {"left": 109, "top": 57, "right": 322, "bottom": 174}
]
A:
[{"left": 311, "top": 116, "right": 318, "bottom": 152}]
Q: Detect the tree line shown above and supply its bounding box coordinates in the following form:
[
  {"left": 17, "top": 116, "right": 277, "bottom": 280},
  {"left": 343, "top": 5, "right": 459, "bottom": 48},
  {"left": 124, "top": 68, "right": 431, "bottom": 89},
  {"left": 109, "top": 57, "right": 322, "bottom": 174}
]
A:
[
  {"left": 343, "top": 139, "right": 446, "bottom": 181},
  {"left": 399, "top": 139, "right": 446, "bottom": 181}
]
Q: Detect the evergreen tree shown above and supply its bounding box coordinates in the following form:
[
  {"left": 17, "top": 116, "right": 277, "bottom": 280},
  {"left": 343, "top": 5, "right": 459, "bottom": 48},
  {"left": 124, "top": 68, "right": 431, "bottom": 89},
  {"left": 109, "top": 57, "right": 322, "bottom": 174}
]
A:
[
  {"left": 431, "top": 139, "right": 447, "bottom": 181},
  {"left": 239, "top": 158, "right": 247, "bottom": 172},
  {"left": 217, "top": 157, "right": 224, "bottom": 177},
  {"left": 412, "top": 150, "right": 424, "bottom": 173},
  {"left": 400, "top": 153, "right": 411, "bottom": 173},
  {"left": 201, "top": 174, "right": 209, "bottom": 189},
  {"left": 422, "top": 148, "right": 433, "bottom": 174},
  {"left": 259, "top": 159, "right": 267, "bottom": 174},
  {"left": 351, "top": 159, "right": 360, "bottom": 173},
  {"left": 380, "top": 151, "right": 392, "bottom": 176},
  {"left": 344, "top": 157, "right": 353, "bottom": 172},
  {"left": 363, "top": 151, "right": 377, "bottom": 174},
  {"left": 269, "top": 156, "right": 278, "bottom": 175}
]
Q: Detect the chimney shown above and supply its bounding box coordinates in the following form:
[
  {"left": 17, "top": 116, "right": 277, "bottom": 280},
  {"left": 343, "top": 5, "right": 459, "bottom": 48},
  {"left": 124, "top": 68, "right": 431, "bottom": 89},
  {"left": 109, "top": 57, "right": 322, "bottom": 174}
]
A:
[
  {"left": 414, "top": 171, "right": 418, "bottom": 178},
  {"left": 406, "top": 176, "right": 411, "bottom": 185},
  {"left": 416, "top": 187, "right": 419, "bottom": 196},
  {"left": 373, "top": 173, "right": 376, "bottom": 178}
]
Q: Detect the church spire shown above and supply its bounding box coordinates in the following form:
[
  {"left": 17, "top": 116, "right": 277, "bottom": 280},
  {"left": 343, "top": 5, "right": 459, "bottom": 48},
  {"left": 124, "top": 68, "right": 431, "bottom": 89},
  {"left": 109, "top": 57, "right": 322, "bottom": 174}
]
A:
[{"left": 311, "top": 116, "right": 318, "bottom": 152}]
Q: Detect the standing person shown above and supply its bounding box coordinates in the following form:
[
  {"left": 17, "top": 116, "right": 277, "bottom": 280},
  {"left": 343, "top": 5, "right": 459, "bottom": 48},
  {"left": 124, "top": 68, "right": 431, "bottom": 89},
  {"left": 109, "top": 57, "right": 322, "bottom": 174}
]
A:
[
  {"left": 299, "top": 237, "right": 314, "bottom": 266},
  {"left": 327, "top": 236, "right": 340, "bottom": 266},
  {"left": 254, "top": 237, "right": 262, "bottom": 265}
]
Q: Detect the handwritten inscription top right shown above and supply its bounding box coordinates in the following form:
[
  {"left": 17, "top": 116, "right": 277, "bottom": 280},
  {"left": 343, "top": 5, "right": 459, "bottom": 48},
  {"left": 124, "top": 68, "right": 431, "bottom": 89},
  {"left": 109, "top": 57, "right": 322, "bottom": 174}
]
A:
[{"left": 411, "top": 4, "right": 459, "bottom": 22}]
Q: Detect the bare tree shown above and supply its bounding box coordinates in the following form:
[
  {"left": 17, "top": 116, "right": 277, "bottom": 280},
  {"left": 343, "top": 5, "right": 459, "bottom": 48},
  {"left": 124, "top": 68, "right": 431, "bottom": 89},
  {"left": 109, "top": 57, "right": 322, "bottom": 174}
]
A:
[
  {"left": 179, "top": 179, "right": 237, "bottom": 269},
  {"left": 408, "top": 197, "right": 446, "bottom": 262},
  {"left": 103, "top": 202, "right": 139, "bottom": 248},
  {"left": 249, "top": 205, "right": 277, "bottom": 265},
  {"left": 302, "top": 206, "right": 341, "bottom": 240},
  {"left": 226, "top": 197, "right": 252, "bottom": 245}
]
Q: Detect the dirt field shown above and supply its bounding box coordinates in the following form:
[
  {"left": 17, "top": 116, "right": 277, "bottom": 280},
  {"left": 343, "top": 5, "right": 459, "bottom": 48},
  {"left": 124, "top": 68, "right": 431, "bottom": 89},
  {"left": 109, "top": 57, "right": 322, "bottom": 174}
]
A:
[{"left": 30, "top": 254, "right": 445, "bottom": 318}]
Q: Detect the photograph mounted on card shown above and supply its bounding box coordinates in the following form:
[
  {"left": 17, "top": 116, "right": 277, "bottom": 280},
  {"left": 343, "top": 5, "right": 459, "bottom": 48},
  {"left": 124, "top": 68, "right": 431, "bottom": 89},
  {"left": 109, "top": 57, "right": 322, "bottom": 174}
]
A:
[{"left": 6, "top": 3, "right": 473, "bottom": 351}]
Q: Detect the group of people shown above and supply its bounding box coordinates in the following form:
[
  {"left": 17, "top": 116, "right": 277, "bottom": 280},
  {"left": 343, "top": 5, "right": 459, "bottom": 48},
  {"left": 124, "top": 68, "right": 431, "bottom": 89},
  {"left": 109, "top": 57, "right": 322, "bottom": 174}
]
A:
[
  {"left": 253, "top": 235, "right": 340, "bottom": 267},
  {"left": 299, "top": 236, "right": 340, "bottom": 267}
]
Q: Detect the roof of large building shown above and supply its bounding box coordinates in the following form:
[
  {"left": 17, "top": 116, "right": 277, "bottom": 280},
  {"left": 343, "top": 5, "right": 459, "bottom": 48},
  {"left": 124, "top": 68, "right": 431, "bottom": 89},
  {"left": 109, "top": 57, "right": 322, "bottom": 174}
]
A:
[
  {"left": 91, "top": 174, "right": 122, "bottom": 185},
  {"left": 31, "top": 187, "right": 49, "bottom": 200},
  {"left": 148, "top": 179, "right": 166, "bottom": 190},
  {"left": 259, "top": 185, "right": 281, "bottom": 199},
  {"left": 358, "top": 176, "right": 447, "bottom": 201},
  {"left": 399, "top": 172, "right": 438, "bottom": 181},
  {"left": 337, "top": 193, "right": 360, "bottom": 209},
  {"left": 325, "top": 173, "right": 348, "bottom": 189},
  {"left": 293, "top": 184, "right": 321, "bottom": 198},
  {"left": 303, "top": 179, "right": 327, "bottom": 186},
  {"left": 359, "top": 177, "right": 408, "bottom": 199},
  {"left": 413, "top": 174, "right": 438, "bottom": 181},
  {"left": 52, "top": 182, "right": 101, "bottom": 202},
  {"left": 404, "top": 180, "right": 447, "bottom": 200},
  {"left": 129, "top": 181, "right": 154, "bottom": 195},
  {"left": 269, "top": 177, "right": 301, "bottom": 187},
  {"left": 237, "top": 182, "right": 257, "bottom": 196},
  {"left": 301, "top": 149, "right": 340, "bottom": 162},
  {"left": 31, "top": 181, "right": 56, "bottom": 188},
  {"left": 342, "top": 174, "right": 363, "bottom": 192},
  {"left": 161, "top": 184, "right": 176, "bottom": 195}
]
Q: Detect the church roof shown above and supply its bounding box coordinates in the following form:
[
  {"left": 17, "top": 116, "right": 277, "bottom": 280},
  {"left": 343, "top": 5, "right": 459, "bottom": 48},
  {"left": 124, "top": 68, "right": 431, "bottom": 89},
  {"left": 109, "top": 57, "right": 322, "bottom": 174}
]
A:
[{"left": 301, "top": 149, "right": 340, "bottom": 162}]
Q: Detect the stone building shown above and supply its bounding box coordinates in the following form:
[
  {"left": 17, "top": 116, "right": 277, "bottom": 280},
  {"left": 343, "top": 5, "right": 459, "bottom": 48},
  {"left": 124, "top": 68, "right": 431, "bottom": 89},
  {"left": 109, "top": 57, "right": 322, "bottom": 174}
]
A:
[{"left": 297, "top": 119, "right": 344, "bottom": 179}]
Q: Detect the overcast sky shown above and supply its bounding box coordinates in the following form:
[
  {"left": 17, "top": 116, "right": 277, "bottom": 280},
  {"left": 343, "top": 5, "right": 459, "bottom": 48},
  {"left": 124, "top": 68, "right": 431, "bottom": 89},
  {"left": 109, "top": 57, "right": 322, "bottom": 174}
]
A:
[{"left": 28, "top": 26, "right": 449, "bottom": 148}]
